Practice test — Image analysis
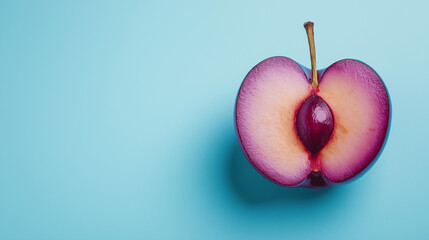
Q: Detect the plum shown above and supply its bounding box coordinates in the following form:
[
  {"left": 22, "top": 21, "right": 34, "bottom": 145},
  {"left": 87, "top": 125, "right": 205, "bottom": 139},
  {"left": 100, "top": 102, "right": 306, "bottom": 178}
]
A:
[{"left": 234, "top": 22, "right": 390, "bottom": 188}]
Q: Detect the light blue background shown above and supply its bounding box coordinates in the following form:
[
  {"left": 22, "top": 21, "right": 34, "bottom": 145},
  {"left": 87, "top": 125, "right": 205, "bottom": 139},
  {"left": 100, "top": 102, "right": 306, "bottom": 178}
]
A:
[{"left": 1, "top": 1, "right": 428, "bottom": 239}]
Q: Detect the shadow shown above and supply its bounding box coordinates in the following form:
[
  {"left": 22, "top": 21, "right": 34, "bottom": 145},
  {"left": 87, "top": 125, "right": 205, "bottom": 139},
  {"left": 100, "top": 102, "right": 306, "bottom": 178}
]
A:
[{"left": 227, "top": 140, "right": 338, "bottom": 205}]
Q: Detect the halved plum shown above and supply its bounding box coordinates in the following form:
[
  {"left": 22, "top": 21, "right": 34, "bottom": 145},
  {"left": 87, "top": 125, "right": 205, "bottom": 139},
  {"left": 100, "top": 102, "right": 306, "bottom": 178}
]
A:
[{"left": 234, "top": 57, "right": 390, "bottom": 187}]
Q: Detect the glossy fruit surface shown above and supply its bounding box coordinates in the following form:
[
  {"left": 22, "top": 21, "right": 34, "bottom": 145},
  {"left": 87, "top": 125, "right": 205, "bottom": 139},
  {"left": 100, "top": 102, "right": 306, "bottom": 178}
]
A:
[{"left": 295, "top": 94, "right": 334, "bottom": 155}]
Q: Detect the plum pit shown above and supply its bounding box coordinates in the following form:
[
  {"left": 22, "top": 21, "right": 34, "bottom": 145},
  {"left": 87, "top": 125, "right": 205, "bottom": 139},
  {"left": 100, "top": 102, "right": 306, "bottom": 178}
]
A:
[{"left": 295, "top": 94, "right": 334, "bottom": 155}]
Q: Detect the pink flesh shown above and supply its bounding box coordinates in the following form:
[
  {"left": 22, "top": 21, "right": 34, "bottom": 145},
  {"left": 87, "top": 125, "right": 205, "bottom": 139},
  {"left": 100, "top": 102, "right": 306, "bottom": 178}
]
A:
[
  {"left": 235, "top": 57, "right": 312, "bottom": 186},
  {"left": 318, "top": 59, "right": 390, "bottom": 182},
  {"left": 235, "top": 57, "right": 390, "bottom": 186}
]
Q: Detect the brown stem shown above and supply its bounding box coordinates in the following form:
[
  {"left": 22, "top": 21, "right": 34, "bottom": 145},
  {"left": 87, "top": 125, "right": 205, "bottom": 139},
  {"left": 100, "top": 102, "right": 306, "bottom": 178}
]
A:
[{"left": 304, "top": 21, "right": 318, "bottom": 87}]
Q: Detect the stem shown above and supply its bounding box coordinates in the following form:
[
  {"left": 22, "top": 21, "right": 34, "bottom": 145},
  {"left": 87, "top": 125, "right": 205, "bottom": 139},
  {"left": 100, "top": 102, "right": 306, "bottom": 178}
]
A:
[{"left": 304, "top": 21, "right": 318, "bottom": 87}]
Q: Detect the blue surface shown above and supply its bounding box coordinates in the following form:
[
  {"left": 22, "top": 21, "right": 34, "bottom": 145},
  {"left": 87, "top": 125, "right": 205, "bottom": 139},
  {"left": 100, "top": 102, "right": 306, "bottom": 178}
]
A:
[{"left": 1, "top": 1, "right": 428, "bottom": 239}]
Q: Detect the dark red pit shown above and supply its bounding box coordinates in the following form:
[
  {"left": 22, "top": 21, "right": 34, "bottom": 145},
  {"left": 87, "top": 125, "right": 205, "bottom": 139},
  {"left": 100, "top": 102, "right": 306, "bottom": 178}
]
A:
[{"left": 295, "top": 94, "right": 334, "bottom": 155}]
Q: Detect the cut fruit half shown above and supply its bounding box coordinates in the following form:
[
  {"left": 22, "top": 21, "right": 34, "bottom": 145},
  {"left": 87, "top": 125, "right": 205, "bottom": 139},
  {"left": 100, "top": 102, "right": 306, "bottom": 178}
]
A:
[{"left": 235, "top": 57, "right": 390, "bottom": 187}]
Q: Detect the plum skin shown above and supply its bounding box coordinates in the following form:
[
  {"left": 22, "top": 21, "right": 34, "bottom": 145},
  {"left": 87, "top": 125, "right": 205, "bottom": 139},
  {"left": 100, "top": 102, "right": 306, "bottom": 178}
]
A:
[{"left": 234, "top": 57, "right": 391, "bottom": 188}]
